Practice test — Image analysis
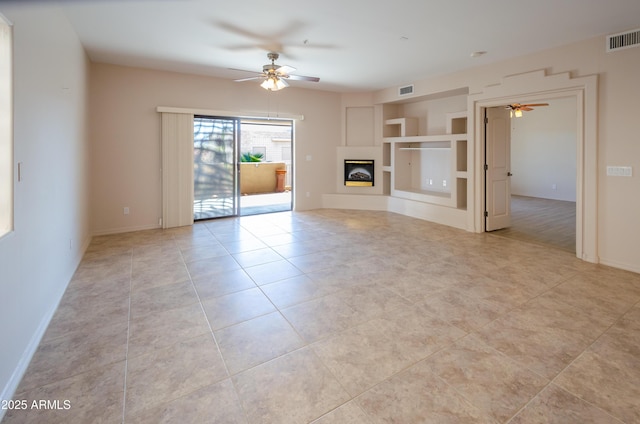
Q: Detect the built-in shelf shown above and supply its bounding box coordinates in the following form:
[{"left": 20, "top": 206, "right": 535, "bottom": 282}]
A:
[
  {"left": 382, "top": 170, "right": 391, "bottom": 195},
  {"left": 456, "top": 139, "right": 468, "bottom": 172},
  {"left": 385, "top": 117, "right": 418, "bottom": 137},
  {"left": 382, "top": 142, "right": 391, "bottom": 167},
  {"left": 396, "top": 189, "right": 450, "bottom": 198},
  {"left": 399, "top": 147, "right": 450, "bottom": 151},
  {"left": 383, "top": 134, "right": 468, "bottom": 144},
  {"left": 384, "top": 112, "right": 468, "bottom": 210},
  {"left": 446, "top": 111, "right": 468, "bottom": 135}
]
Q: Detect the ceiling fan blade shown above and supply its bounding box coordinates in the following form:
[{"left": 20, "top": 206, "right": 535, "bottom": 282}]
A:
[
  {"left": 234, "top": 76, "right": 264, "bottom": 82},
  {"left": 276, "top": 65, "right": 296, "bottom": 75},
  {"left": 520, "top": 107, "right": 534, "bottom": 111},
  {"left": 521, "top": 103, "right": 549, "bottom": 107},
  {"left": 228, "top": 67, "right": 263, "bottom": 74},
  {"left": 285, "top": 74, "right": 320, "bottom": 82}
]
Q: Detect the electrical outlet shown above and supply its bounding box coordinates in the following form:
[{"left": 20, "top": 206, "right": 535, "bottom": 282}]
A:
[
  {"left": 123, "top": 207, "right": 130, "bottom": 215},
  {"left": 442, "top": 180, "right": 447, "bottom": 187},
  {"left": 552, "top": 184, "right": 557, "bottom": 190}
]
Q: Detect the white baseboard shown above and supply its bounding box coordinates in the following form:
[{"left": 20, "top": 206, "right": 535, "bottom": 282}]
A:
[
  {"left": 599, "top": 257, "right": 640, "bottom": 275},
  {"left": 0, "top": 298, "right": 59, "bottom": 420},
  {"left": 321, "top": 193, "right": 469, "bottom": 231},
  {"left": 321, "top": 193, "right": 388, "bottom": 211},
  {"left": 92, "top": 223, "right": 161, "bottom": 237},
  {"left": 0, "top": 234, "right": 91, "bottom": 421}
]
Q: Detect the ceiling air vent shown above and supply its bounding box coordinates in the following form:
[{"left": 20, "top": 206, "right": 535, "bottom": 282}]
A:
[
  {"left": 398, "top": 84, "right": 414, "bottom": 96},
  {"left": 606, "top": 28, "right": 640, "bottom": 52}
]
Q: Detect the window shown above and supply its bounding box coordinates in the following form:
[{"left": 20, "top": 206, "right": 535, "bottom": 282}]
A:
[
  {"left": 251, "top": 146, "right": 266, "bottom": 160},
  {"left": 0, "top": 16, "right": 12, "bottom": 238}
]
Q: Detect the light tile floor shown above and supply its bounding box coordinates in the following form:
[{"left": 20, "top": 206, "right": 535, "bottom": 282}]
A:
[{"left": 3, "top": 209, "right": 640, "bottom": 423}]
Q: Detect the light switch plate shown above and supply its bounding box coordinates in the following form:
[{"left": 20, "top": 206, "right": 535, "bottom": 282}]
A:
[{"left": 606, "top": 166, "right": 633, "bottom": 177}]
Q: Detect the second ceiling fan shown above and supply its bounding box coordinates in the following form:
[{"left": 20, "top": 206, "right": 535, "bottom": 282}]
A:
[
  {"left": 506, "top": 103, "right": 549, "bottom": 117},
  {"left": 232, "top": 52, "right": 320, "bottom": 91}
]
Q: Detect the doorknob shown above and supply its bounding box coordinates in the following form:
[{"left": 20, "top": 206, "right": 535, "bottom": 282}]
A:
[{"left": 507, "top": 172, "right": 513, "bottom": 176}]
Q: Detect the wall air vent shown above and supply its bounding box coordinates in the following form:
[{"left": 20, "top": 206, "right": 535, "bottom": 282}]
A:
[
  {"left": 398, "top": 84, "right": 414, "bottom": 96},
  {"left": 606, "top": 28, "right": 640, "bottom": 52}
]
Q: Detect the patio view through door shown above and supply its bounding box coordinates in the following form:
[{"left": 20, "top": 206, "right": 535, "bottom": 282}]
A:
[
  {"left": 238, "top": 119, "right": 293, "bottom": 216},
  {"left": 193, "top": 116, "right": 239, "bottom": 220}
]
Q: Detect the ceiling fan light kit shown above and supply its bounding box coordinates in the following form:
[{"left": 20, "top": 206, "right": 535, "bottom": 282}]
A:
[
  {"left": 260, "top": 75, "right": 288, "bottom": 91},
  {"left": 233, "top": 52, "right": 320, "bottom": 91}
]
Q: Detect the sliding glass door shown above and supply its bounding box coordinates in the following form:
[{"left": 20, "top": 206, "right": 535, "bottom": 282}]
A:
[{"left": 193, "top": 116, "right": 239, "bottom": 220}]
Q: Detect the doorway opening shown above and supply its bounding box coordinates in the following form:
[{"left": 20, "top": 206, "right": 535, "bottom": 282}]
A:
[
  {"left": 471, "top": 70, "right": 598, "bottom": 262},
  {"left": 485, "top": 98, "right": 577, "bottom": 252},
  {"left": 483, "top": 99, "right": 577, "bottom": 252},
  {"left": 193, "top": 116, "right": 293, "bottom": 221},
  {"left": 239, "top": 119, "right": 293, "bottom": 216}
]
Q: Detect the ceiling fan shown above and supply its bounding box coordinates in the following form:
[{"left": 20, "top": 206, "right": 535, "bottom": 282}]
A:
[
  {"left": 232, "top": 52, "right": 320, "bottom": 91},
  {"left": 506, "top": 103, "right": 549, "bottom": 117}
]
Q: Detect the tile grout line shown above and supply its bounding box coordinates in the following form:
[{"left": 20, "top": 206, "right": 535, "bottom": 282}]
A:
[
  {"left": 502, "top": 276, "right": 639, "bottom": 423},
  {"left": 205, "top": 217, "right": 364, "bottom": 419},
  {"left": 534, "top": 301, "right": 638, "bottom": 424},
  {"left": 473, "top": 268, "right": 628, "bottom": 423},
  {"left": 120, "top": 247, "right": 134, "bottom": 424},
  {"left": 196, "top": 222, "right": 255, "bottom": 424},
  {"left": 180, "top": 226, "right": 233, "bottom": 378},
  {"left": 126, "top": 229, "right": 244, "bottom": 421}
]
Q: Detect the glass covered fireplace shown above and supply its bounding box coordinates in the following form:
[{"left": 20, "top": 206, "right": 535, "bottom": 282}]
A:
[{"left": 344, "top": 159, "right": 374, "bottom": 187}]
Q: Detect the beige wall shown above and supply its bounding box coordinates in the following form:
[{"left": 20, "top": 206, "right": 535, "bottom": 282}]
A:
[
  {"left": 0, "top": 5, "right": 90, "bottom": 408},
  {"left": 368, "top": 36, "right": 640, "bottom": 272},
  {"left": 511, "top": 97, "right": 577, "bottom": 201},
  {"left": 90, "top": 63, "right": 341, "bottom": 234},
  {"left": 240, "top": 162, "right": 286, "bottom": 194}
]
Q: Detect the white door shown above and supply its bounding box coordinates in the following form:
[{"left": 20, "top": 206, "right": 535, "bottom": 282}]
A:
[{"left": 485, "top": 106, "right": 512, "bottom": 231}]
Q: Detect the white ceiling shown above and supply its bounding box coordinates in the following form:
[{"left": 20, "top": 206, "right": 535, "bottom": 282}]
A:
[{"left": 15, "top": 0, "right": 640, "bottom": 92}]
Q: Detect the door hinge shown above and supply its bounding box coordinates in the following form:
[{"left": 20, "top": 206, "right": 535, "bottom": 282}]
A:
[
  {"left": 484, "top": 164, "right": 488, "bottom": 171},
  {"left": 484, "top": 116, "right": 489, "bottom": 124},
  {"left": 484, "top": 211, "right": 488, "bottom": 217}
]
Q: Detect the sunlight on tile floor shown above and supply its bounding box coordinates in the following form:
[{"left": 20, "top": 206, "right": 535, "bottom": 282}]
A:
[{"left": 3, "top": 209, "right": 640, "bottom": 423}]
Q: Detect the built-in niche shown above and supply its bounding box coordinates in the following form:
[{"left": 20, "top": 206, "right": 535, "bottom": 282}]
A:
[
  {"left": 394, "top": 141, "right": 451, "bottom": 195},
  {"left": 383, "top": 108, "right": 468, "bottom": 210}
]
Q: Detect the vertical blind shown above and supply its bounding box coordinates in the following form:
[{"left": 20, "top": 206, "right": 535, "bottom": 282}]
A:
[{"left": 161, "top": 112, "right": 194, "bottom": 229}]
